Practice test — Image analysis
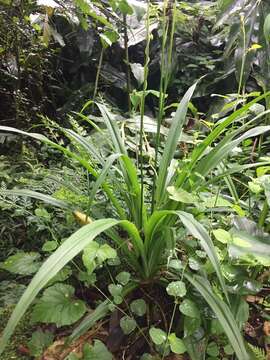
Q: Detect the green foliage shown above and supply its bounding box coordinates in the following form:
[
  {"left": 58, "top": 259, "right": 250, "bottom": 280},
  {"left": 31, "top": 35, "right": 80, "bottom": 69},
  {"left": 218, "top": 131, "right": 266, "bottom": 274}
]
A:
[
  {"left": 248, "top": 344, "right": 267, "bottom": 360},
  {"left": 166, "top": 281, "right": 187, "bottom": 298},
  {"left": 149, "top": 328, "right": 186, "bottom": 355},
  {"left": 149, "top": 328, "right": 167, "bottom": 346},
  {"left": 0, "top": 252, "right": 41, "bottom": 275},
  {"left": 179, "top": 299, "right": 200, "bottom": 319},
  {"left": 31, "top": 283, "right": 86, "bottom": 327},
  {"left": 82, "top": 241, "right": 117, "bottom": 274},
  {"left": 28, "top": 329, "right": 54, "bottom": 357},
  {"left": 2, "top": 2, "right": 270, "bottom": 359},
  {"left": 130, "top": 299, "right": 147, "bottom": 317},
  {"left": 167, "top": 333, "right": 186, "bottom": 355},
  {"left": 120, "top": 316, "right": 137, "bottom": 335},
  {"left": 116, "top": 271, "right": 131, "bottom": 285},
  {"left": 82, "top": 340, "right": 113, "bottom": 360}
]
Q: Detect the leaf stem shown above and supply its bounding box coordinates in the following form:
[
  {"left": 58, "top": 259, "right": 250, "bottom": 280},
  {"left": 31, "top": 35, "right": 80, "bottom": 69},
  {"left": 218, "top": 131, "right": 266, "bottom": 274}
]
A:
[
  {"left": 139, "top": 0, "right": 150, "bottom": 226},
  {"left": 123, "top": 14, "right": 131, "bottom": 114},
  {"left": 258, "top": 199, "right": 269, "bottom": 228},
  {"left": 93, "top": 47, "right": 104, "bottom": 103},
  {"left": 151, "top": 0, "right": 177, "bottom": 212},
  {"left": 162, "top": 301, "right": 177, "bottom": 360}
]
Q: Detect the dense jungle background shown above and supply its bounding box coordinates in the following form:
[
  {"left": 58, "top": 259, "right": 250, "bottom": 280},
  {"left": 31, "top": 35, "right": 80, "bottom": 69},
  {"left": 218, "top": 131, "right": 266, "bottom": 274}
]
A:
[{"left": 1, "top": 0, "right": 270, "bottom": 359}]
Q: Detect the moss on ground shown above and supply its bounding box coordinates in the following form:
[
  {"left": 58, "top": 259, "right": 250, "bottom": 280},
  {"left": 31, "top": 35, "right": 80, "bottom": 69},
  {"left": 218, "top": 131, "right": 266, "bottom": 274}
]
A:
[{"left": 0, "top": 307, "right": 33, "bottom": 360}]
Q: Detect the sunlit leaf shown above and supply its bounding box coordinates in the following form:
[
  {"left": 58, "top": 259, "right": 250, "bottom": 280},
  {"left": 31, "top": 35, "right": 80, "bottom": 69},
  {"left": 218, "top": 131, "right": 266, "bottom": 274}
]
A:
[
  {"left": 168, "top": 333, "right": 186, "bottom": 354},
  {"left": 179, "top": 299, "right": 200, "bottom": 319},
  {"left": 149, "top": 327, "right": 166, "bottom": 345},
  {"left": 213, "top": 229, "right": 232, "bottom": 244},
  {"left": 166, "top": 281, "right": 186, "bottom": 298}
]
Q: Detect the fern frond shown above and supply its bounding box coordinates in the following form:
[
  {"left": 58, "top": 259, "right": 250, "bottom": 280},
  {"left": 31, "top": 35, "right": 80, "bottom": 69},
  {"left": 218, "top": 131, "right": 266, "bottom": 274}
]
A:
[{"left": 248, "top": 344, "right": 267, "bottom": 360}]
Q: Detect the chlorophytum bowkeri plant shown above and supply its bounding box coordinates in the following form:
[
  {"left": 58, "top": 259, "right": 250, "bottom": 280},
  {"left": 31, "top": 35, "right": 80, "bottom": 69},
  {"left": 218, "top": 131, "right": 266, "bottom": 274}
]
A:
[{"left": 1, "top": 1, "right": 270, "bottom": 359}]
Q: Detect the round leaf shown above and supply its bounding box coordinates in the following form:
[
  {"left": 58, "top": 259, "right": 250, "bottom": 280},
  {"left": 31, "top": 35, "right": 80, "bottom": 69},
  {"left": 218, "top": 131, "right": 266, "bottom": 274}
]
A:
[
  {"left": 168, "top": 333, "right": 186, "bottom": 354},
  {"left": 28, "top": 330, "right": 53, "bottom": 357},
  {"left": 179, "top": 299, "right": 200, "bottom": 319},
  {"left": 113, "top": 295, "right": 123, "bottom": 305},
  {"left": 188, "top": 257, "right": 200, "bottom": 271},
  {"left": 224, "top": 344, "right": 234, "bottom": 355},
  {"left": 42, "top": 241, "right": 58, "bottom": 252},
  {"left": 168, "top": 259, "right": 183, "bottom": 270},
  {"left": 120, "top": 316, "right": 136, "bottom": 335},
  {"left": 166, "top": 281, "right": 186, "bottom": 298},
  {"left": 184, "top": 317, "right": 201, "bottom": 336},
  {"left": 116, "top": 271, "right": 130, "bottom": 285},
  {"left": 149, "top": 327, "right": 167, "bottom": 345},
  {"left": 83, "top": 340, "right": 112, "bottom": 360},
  {"left": 0, "top": 252, "right": 41, "bottom": 275},
  {"left": 213, "top": 229, "right": 232, "bottom": 244},
  {"left": 108, "top": 284, "right": 123, "bottom": 297},
  {"left": 31, "top": 283, "right": 86, "bottom": 327},
  {"left": 207, "top": 342, "right": 219, "bottom": 357},
  {"left": 130, "top": 299, "right": 146, "bottom": 317}
]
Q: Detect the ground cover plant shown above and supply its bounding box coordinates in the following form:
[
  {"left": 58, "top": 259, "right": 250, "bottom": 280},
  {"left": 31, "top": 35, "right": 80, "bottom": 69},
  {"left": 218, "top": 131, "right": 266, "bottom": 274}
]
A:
[{"left": 1, "top": 0, "right": 270, "bottom": 359}]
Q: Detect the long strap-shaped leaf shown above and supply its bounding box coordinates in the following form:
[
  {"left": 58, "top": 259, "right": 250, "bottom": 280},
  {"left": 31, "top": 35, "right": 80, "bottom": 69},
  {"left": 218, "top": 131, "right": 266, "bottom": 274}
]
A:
[
  {"left": 0, "top": 218, "right": 145, "bottom": 355},
  {"left": 64, "top": 128, "right": 104, "bottom": 165},
  {"left": 197, "top": 161, "right": 270, "bottom": 190},
  {"left": 88, "top": 153, "right": 121, "bottom": 206},
  {"left": 68, "top": 300, "right": 110, "bottom": 344},
  {"left": 0, "top": 189, "right": 70, "bottom": 209},
  {"left": 175, "top": 91, "right": 270, "bottom": 188},
  {"left": 96, "top": 104, "right": 146, "bottom": 229},
  {"left": 0, "top": 126, "right": 125, "bottom": 219},
  {"left": 154, "top": 83, "right": 197, "bottom": 207},
  {"left": 177, "top": 211, "right": 229, "bottom": 304},
  {"left": 195, "top": 125, "right": 270, "bottom": 177},
  {"left": 0, "top": 188, "right": 145, "bottom": 271},
  {"left": 97, "top": 103, "right": 127, "bottom": 155},
  {"left": 145, "top": 210, "right": 229, "bottom": 303},
  {"left": 185, "top": 274, "right": 250, "bottom": 360}
]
